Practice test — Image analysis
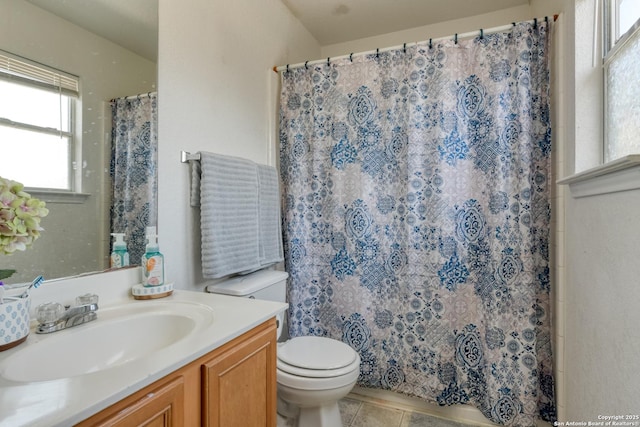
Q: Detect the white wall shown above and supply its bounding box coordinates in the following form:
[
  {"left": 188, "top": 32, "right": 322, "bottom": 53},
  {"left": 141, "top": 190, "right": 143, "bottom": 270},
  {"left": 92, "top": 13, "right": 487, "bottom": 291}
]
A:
[
  {"left": 157, "top": 0, "right": 320, "bottom": 290},
  {"left": 0, "top": 0, "right": 156, "bottom": 283},
  {"left": 565, "top": 190, "right": 640, "bottom": 417},
  {"left": 561, "top": 0, "right": 640, "bottom": 421}
]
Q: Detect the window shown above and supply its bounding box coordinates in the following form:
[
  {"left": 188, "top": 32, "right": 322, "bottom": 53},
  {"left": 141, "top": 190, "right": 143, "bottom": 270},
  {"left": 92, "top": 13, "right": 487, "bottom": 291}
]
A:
[
  {"left": 0, "top": 50, "right": 79, "bottom": 190},
  {"left": 604, "top": 0, "right": 640, "bottom": 162}
]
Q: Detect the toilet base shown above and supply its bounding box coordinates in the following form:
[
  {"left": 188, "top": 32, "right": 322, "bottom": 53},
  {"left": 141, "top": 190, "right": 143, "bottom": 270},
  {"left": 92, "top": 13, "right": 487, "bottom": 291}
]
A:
[
  {"left": 297, "top": 402, "right": 342, "bottom": 427},
  {"left": 277, "top": 396, "right": 299, "bottom": 420},
  {"left": 277, "top": 397, "right": 343, "bottom": 427},
  {"left": 277, "top": 382, "right": 355, "bottom": 427}
]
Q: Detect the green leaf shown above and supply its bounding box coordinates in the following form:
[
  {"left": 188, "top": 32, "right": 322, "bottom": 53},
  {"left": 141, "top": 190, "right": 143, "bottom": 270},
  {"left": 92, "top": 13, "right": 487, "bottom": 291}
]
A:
[{"left": 0, "top": 269, "right": 16, "bottom": 280}]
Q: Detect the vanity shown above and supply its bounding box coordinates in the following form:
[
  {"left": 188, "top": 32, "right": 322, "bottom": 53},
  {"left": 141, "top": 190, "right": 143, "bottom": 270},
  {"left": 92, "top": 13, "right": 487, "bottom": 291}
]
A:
[{"left": 0, "top": 268, "right": 287, "bottom": 427}]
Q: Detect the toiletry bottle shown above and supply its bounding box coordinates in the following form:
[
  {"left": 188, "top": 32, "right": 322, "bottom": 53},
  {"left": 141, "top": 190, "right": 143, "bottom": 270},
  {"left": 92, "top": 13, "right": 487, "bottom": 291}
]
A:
[
  {"left": 110, "top": 233, "right": 130, "bottom": 268},
  {"left": 141, "top": 226, "right": 164, "bottom": 287}
]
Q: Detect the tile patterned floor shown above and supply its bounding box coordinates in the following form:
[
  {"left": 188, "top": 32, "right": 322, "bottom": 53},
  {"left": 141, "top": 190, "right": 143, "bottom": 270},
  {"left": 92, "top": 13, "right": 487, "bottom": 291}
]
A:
[{"left": 278, "top": 395, "right": 475, "bottom": 427}]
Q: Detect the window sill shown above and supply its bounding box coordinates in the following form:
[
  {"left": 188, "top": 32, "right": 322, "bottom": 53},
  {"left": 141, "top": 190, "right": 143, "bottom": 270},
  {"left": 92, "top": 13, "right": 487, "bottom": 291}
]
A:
[
  {"left": 557, "top": 155, "right": 640, "bottom": 198},
  {"left": 26, "top": 189, "right": 91, "bottom": 204}
]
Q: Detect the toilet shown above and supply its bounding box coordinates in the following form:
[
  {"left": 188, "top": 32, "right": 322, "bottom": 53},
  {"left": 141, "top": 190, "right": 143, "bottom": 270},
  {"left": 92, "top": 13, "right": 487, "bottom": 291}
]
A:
[{"left": 206, "top": 269, "right": 361, "bottom": 427}]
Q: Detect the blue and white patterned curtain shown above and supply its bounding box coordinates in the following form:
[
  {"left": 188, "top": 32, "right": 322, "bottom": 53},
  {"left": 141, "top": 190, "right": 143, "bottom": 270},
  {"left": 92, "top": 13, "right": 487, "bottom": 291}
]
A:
[
  {"left": 110, "top": 93, "right": 158, "bottom": 265},
  {"left": 279, "top": 21, "right": 555, "bottom": 426}
]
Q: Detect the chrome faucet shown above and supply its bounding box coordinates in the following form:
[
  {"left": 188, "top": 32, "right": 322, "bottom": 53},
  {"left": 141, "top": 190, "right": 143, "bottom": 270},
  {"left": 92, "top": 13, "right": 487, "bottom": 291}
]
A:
[{"left": 35, "top": 294, "right": 99, "bottom": 334}]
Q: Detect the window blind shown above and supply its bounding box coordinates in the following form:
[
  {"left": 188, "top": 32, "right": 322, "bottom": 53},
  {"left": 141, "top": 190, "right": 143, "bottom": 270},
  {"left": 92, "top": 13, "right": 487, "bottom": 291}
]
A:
[{"left": 0, "top": 49, "right": 79, "bottom": 97}]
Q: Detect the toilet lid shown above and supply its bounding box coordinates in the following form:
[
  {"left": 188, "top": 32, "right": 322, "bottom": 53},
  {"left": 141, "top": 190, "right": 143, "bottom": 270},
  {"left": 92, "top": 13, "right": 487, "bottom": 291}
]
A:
[
  {"left": 278, "top": 336, "right": 356, "bottom": 370},
  {"left": 277, "top": 353, "right": 361, "bottom": 378}
]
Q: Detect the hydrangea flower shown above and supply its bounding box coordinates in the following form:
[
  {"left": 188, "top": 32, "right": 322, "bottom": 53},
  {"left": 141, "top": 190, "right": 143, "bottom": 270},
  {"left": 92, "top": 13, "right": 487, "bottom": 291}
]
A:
[{"left": 0, "top": 176, "right": 49, "bottom": 279}]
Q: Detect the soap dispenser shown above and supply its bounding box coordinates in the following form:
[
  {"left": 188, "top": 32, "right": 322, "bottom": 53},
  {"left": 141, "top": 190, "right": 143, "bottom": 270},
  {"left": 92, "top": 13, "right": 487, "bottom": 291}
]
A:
[
  {"left": 141, "top": 226, "right": 165, "bottom": 287},
  {"left": 110, "top": 233, "right": 130, "bottom": 268}
]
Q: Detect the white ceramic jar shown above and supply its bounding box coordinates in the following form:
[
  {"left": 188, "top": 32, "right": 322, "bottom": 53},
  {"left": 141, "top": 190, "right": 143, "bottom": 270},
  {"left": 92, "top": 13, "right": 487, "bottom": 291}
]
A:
[{"left": 0, "top": 295, "right": 31, "bottom": 351}]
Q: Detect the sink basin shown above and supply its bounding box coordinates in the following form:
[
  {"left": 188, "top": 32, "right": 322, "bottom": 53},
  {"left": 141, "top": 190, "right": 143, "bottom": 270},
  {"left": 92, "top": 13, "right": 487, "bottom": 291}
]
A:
[{"left": 0, "top": 301, "right": 214, "bottom": 382}]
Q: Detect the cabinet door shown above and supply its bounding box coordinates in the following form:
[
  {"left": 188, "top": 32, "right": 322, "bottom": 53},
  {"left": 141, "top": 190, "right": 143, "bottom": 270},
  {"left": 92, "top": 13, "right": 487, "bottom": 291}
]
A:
[
  {"left": 202, "top": 320, "right": 277, "bottom": 427},
  {"left": 76, "top": 376, "right": 185, "bottom": 427}
]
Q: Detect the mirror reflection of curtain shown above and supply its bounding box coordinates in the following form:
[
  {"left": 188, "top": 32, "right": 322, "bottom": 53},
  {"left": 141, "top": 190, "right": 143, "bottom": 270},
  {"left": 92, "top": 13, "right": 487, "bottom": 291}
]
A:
[{"left": 110, "top": 93, "right": 158, "bottom": 265}]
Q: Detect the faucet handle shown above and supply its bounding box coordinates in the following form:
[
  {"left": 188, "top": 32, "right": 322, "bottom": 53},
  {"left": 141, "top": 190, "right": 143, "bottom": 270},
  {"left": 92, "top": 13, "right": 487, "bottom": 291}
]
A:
[
  {"left": 36, "top": 302, "right": 65, "bottom": 324},
  {"left": 76, "top": 293, "right": 99, "bottom": 306}
]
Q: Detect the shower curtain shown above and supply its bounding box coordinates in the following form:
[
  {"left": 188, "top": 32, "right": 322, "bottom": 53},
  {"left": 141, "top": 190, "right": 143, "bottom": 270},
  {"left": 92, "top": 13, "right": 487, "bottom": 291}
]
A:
[
  {"left": 110, "top": 93, "right": 158, "bottom": 265},
  {"left": 279, "top": 21, "right": 555, "bottom": 426}
]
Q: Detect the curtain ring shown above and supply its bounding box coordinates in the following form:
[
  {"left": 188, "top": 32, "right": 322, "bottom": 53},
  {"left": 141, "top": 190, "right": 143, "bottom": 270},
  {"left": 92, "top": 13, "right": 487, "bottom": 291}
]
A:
[
  {"left": 286, "top": 64, "right": 289, "bottom": 73},
  {"left": 480, "top": 29, "right": 484, "bottom": 39},
  {"left": 545, "top": 16, "right": 549, "bottom": 24},
  {"left": 429, "top": 38, "right": 432, "bottom": 49},
  {"left": 376, "top": 48, "right": 379, "bottom": 58},
  {"left": 454, "top": 33, "right": 458, "bottom": 44},
  {"left": 534, "top": 18, "right": 538, "bottom": 29},
  {"left": 350, "top": 53, "right": 353, "bottom": 62},
  {"left": 305, "top": 61, "right": 309, "bottom": 69},
  {"left": 403, "top": 43, "right": 407, "bottom": 53},
  {"left": 327, "top": 57, "right": 330, "bottom": 66}
]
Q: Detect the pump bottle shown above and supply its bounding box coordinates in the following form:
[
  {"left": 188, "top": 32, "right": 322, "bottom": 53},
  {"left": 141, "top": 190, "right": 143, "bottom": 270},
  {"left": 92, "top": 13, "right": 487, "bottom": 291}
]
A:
[
  {"left": 110, "top": 233, "right": 130, "bottom": 268},
  {"left": 141, "top": 226, "right": 165, "bottom": 287}
]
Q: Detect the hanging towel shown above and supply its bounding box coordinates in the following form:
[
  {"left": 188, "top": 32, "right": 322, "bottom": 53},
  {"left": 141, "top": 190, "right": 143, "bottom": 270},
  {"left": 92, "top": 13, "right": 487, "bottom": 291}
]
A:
[
  {"left": 189, "top": 158, "right": 201, "bottom": 207},
  {"left": 192, "top": 152, "right": 283, "bottom": 279},
  {"left": 198, "top": 152, "right": 260, "bottom": 278},
  {"left": 257, "top": 164, "right": 284, "bottom": 266}
]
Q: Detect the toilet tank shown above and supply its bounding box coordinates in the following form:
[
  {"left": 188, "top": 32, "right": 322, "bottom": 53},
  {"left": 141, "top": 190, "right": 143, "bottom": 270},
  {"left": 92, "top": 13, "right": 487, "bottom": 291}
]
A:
[{"left": 205, "top": 269, "right": 288, "bottom": 302}]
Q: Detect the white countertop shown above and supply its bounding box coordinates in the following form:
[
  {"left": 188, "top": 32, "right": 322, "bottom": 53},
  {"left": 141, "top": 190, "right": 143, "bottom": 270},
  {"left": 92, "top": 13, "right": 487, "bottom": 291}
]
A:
[{"left": 0, "top": 268, "right": 287, "bottom": 427}]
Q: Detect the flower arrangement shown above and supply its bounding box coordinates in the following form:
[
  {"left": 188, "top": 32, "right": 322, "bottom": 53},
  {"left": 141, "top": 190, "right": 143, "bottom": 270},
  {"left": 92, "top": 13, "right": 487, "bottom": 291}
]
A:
[{"left": 0, "top": 176, "right": 49, "bottom": 280}]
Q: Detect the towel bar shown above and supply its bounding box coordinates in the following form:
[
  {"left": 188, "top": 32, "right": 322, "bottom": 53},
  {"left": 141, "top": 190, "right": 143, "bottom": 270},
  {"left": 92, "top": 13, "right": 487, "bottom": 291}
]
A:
[{"left": 181, "top": 151, "right": 200, "bottom": 163}]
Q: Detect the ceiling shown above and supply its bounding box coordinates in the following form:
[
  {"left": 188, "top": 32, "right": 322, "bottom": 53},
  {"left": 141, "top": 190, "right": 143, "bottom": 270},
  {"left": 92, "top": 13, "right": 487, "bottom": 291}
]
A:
[
  {"left": 24, "top": 0, "right": 530, "bottom": 61},
  {"left": 281, "top": 0, "right": 531, "bottom": 45},
  {"left": 24, "top": 0, "right": 158, "bottom": 62}
]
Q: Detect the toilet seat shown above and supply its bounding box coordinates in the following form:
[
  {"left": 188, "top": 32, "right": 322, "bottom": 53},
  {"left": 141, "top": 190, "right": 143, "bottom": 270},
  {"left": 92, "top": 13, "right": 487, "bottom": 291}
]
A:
[
  {"left": 276, "top": 336, "right": 361, "bottom": 392},
  {"left": 277, "top": 358, "right": 360, "bottom": 391},
  {"left": 278, "top": 336, "right": 356, "bottom": 369},
  {"left": 277, "top": 355, "right": 360, "bottom": 378},
  {"left": 277, "top": 336, "right": 357, "bottom": 377}
]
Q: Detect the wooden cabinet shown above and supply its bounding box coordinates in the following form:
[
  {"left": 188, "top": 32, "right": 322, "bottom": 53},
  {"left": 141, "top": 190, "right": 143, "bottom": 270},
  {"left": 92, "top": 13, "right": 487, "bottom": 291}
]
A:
[
  {"left": 78, "top": 377, "right": 186, "bottom": 427},
  {"left": 76, "top": 319, "right": 277, "bottom": 427},
  {"left": 202, "top": 320, "right": 277, "bottom": 427}
]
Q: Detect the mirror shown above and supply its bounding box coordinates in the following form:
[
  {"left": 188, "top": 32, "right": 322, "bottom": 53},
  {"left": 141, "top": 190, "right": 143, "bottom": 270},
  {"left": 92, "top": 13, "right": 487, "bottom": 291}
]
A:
[{"left": 0, "top": 0, "right": 157, "bottom": 284}]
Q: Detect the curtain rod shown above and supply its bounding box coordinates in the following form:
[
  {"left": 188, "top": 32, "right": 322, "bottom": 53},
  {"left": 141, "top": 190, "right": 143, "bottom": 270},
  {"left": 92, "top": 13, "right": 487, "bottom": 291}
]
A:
[
  {"left": 110, "top": 91, "right": 157, "bottom": 103},
  {"left": 273, "top": 15, "right": 558, "bottom": 73}
]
